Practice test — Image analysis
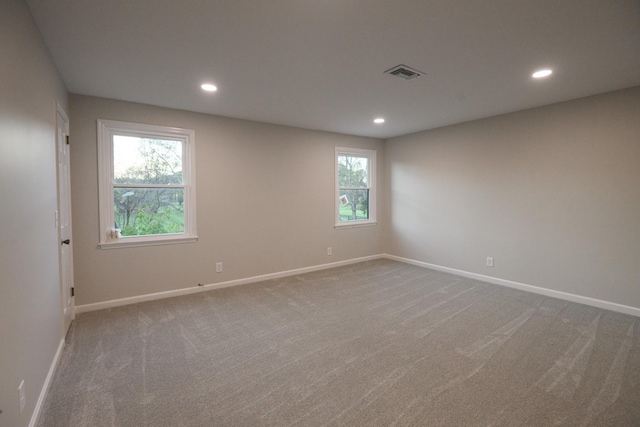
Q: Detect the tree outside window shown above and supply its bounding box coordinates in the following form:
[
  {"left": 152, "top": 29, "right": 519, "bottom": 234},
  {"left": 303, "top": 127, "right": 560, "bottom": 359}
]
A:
[
  {"left": 336, "top": 147, "right": 376, "bottom": 226},
  {"left": 113, "top": 137, "right": 185, "bottom": 236},
  {"left": 97, "top": 120, "right": 197, "bottom": 248}
]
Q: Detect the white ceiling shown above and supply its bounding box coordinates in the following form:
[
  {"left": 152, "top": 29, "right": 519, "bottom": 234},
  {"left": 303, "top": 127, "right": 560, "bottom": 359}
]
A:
[{"left": 27, "top": 0, "right": 640, "bottom": 139}]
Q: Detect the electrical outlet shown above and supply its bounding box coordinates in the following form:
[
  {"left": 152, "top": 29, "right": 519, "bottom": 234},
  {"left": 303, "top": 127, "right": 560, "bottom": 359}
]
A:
[
  {"left": 486, "top": 257, "right": 494, "bottom": 267},
  {"left": 215, "top": 262, "right": 223, "bottom": 273},
  {"left": 18, "top": 380, "right": 25, "bottom": 414},
  {"left": 327, "top": 247, "right": 332, "bottom": 256}
]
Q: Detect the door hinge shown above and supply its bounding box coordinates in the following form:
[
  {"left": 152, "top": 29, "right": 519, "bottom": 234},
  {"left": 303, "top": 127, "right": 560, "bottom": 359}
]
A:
[
  {"left": 71, "top": 287, "right": 75, "bottom": 297},
  {"left": 65, "top": 135, "right": 70, "bottom": 145}
]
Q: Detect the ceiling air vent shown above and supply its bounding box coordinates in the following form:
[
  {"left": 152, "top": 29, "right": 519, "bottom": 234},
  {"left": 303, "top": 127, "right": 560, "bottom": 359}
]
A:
[{"left": 384, "top": 64, "right": 424, "bottom": 80}]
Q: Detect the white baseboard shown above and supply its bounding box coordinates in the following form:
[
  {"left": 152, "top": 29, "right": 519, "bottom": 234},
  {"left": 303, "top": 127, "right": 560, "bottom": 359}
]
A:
[
  {"left": 383, "top": 254, "right": 640, "bottom": 317},
  {"left": 31, "top": 254, "right": 639, "bottom": 426},
  {"left": 75, "top": 255, "right": 383, "bottom": 313},
  {"left": 30, "top": 338, "right": 65, "bottom": 427},
  {"left": 75, "top": 253, "right": 640, "bottom": 318}
]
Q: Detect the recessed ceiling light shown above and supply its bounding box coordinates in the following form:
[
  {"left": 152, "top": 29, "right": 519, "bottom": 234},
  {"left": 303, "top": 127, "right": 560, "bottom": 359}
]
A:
[
  {"left": 201, "top": 83, "right": 218, "bottom": 92},
  {"left": 373, "top": 118, "right": 385, "bottom": 124},
  {"left": 532, "top": 69, "right": 553, "bottom": 79}
]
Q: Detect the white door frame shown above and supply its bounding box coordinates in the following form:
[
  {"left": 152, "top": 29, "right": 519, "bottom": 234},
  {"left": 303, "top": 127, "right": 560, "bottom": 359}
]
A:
[{"left": 56, "top": 102, "right": 75, "bottom": 333}]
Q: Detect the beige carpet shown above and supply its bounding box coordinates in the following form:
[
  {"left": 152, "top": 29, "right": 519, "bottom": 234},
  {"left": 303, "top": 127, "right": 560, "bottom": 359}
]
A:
[{"left": 38, "top": 259, "right": 640, "bottom": 426}]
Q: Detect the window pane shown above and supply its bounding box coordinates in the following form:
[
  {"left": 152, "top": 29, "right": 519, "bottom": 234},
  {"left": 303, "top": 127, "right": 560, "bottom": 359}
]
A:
[
  {"left": 338, "top": 189, "right": 369, "bottom": 221},
  {"left": 114, "top": 136, "right": 183, "bottom": 185},
  {"left": 338, "top": 155, "right": 368, "bottom": 188},
  {"left": 114, "top": 187, "right": 185, "bottom": 236}
]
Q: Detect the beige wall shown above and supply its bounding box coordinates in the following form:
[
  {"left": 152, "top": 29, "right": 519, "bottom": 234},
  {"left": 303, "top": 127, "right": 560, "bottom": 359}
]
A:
[
  {"left": 0, "top": 0, "right": 68, "bottom": 425},
  {"left": 2, "top": 2, "right": 638, "bottom": 425},
  {"left": 70, "top": 95, "right": 385, "bottom": 305},
  {"left": 71, "top": 89, "right": 640, "bottom": 311},
  {"left": 385, "top": 87, "right": 640, "bottom": 309}
]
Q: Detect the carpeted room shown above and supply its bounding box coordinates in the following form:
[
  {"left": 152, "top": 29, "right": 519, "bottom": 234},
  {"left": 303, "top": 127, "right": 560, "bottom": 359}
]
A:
[
  {"left": 3, "top": 1, "right": 640, "bottom": 426},
  {"left": 34, "top": 86, "right": 640, "bottom": 425},
  {"left": 37, "top": 260, "right": 640, "bottom": 426}
]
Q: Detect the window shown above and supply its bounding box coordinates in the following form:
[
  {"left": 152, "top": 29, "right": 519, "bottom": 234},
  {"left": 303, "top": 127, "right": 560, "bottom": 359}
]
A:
[
  {"left": 97, "top": 120, "right": 197, "bottom": 248},
  {"left": 335, "top": 147, "right": 376, "bottom": 227}
]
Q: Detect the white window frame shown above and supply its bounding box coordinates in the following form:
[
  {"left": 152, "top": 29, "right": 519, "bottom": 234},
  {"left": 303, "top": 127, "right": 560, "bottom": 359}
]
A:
[
  {"left": 97, "top": 119, "right": 197, "bottom": 249},
  {"left": 335, "top": 147, "right": 377, "bottom": 228}
]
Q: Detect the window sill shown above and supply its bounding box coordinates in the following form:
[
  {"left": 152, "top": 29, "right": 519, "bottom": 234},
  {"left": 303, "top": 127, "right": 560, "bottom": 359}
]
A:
[
  {"left": 99, "top": 235, "right": 198, "bottom": 249},
  {"left": 334, "top": 221, "right": 377, "bottom": 229}
]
